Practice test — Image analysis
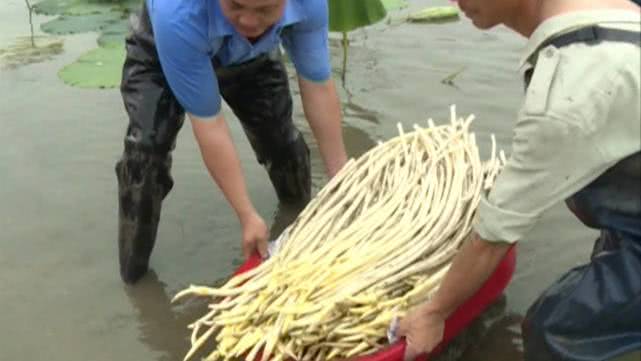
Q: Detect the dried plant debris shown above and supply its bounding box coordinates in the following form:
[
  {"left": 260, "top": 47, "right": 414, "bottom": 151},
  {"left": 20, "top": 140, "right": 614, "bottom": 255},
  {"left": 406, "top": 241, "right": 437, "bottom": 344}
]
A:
[{"left": 0, "top": 36, "right": 64, "bottom": 69}]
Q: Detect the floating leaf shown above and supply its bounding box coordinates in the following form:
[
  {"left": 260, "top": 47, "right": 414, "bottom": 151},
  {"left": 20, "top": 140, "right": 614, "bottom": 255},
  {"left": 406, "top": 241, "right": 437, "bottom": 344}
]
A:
[
  {"left": 58, "top": 43, "right": 125, "bottom": 88},
  {"left": 408, "top": 6, "right": 460, "bottom": 23},
  {"left": 96, "top": 31, "right": 127, "bottom": 47},
  {"left": 33, "top": 0, "right": 141, "bottom": 15},
  {"left": 380, "top": 0, "right": 408, "bottom": 10},
  {"left": 329, "top": 0, "right": 387, "bottom": 33},
  {"left": 40, "top": 12, "right": 122, "bottom": 35},
  {"left": 96, "top": 19, "right": 130, "bottom": 47},
  {"left": 111, "top": 0, "right": 143, "bottom": 14},
  {"left": 0, "top": 36, "right": 64, "bottom": 69},
  {"left": 33, "top": 0, "right": 110, "bottom": 16}
]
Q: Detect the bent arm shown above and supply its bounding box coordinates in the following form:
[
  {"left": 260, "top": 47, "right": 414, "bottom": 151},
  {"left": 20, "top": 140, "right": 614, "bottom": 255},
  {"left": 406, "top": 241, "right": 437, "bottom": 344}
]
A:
[
  {"left": 190, "top": 114, "right": 257, "bottom": 222},
  {"left": 299, "top": 77, "right": 348, "bottom": 177}
]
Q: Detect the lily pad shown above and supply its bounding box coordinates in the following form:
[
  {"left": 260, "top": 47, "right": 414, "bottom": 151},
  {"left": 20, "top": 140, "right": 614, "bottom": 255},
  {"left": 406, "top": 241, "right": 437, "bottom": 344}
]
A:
[
  {"left": 58, "top": 43, "right": 125, "bottom": 88},
  {"left": 380, "top": 0, "right": 408, "bottom": 10},
  {"left": 96, "top": 31, "right": 127, "bottom": 47},
  {"left": 408, "top": 6, "right": 460, "bottom": 23},
  {"left": 0, "top": 36, "right": 64, "bottom": 69},
  {"left": 111, "top": 0, "right": 142, "bottom": 14},
  {"left": 33, "top": 0, "right": 111, "bottom": 16},
  {"left": 96, "top": 19, "right": 130, "bottom": 47},
  {"left": 329, "top": 0, "right": 387, "bottom": 32},
  {"left": 40, "top": 12, "right": 122, "bottom": 35}
]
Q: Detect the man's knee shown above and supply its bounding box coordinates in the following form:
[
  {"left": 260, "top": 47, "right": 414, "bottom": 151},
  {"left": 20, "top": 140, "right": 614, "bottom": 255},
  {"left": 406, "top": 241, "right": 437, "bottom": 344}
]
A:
[
  {"left": 116, "top": 150, "right": 174, "bottom": 199},
  {"left": 119, "top": 7, "right": 184, "bottom": 155}
]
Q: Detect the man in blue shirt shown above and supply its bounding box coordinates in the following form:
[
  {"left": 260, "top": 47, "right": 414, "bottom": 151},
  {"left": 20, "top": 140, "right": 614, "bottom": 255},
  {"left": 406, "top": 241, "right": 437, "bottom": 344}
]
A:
[{"left": 115, "top": 0, "right": 348, "bottom": 284}]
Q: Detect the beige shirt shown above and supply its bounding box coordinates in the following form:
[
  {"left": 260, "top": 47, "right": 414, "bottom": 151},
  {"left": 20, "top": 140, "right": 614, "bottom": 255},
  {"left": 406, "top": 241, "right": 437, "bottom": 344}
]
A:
[{"left": 474, "top": 10, "right": 641, "bottom": 243}]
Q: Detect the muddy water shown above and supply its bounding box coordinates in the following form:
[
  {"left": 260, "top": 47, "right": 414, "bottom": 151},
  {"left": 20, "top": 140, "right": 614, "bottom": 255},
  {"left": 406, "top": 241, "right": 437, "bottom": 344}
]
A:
[{"left": 0, "top": 0, "right": 597, "bottom": 360}]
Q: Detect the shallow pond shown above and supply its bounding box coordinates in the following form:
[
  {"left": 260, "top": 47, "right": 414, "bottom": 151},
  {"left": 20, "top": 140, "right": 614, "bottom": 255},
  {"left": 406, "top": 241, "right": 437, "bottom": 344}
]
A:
[{"left": 0, "top": 0, "right": 596, "bottom": 360}]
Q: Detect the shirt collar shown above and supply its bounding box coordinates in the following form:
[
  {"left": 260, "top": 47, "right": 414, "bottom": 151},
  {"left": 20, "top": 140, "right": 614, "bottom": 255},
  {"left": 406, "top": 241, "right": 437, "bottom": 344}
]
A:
[{"left": 519, "top": 10, "right": 640, "bottom": 70}]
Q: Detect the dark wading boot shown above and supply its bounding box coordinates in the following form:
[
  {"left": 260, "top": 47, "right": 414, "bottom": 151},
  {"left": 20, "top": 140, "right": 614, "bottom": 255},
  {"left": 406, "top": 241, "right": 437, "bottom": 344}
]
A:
[
  {"left": 116, "top": 4, "right": 184, "bottom": 284},
  {"left": 116, "top": 149, "right": 174, "bottom": 284}
]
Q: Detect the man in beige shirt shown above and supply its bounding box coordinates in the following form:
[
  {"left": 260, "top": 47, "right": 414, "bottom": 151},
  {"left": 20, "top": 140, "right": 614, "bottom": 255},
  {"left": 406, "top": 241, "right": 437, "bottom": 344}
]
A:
[{"left": 398, "top": 0, "right": 641, "bottom": 360}]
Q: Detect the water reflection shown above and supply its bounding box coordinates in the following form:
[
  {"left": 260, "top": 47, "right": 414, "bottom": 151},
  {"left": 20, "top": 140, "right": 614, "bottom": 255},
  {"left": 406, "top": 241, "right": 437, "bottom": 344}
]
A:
[
  {"left": 458, "top": 296, "right": 525, "bottom": 361},
  {"left": 125, "top": 271, "right": 203, "bottom": 361},
  {"left": 459, "top": 314, "right": 525, "bottom": 361},
  {"left": 431, "top": 300, "right": 523, "bottom": 361},
  {"left": 269, "top": 202, "right": 305, "bottom": 241}
]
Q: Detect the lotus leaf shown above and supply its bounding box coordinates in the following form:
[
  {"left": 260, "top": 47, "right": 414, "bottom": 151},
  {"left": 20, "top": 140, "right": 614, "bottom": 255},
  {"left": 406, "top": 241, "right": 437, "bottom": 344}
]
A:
[
  {"left": 33, "top": 0, "right": 110, "bottom": 16},
  {"left": 58, "top": 43, "right": 125, "bottom": 88},
  {"left": 329, "top": 0, "right": 387, "bottom": 33},
  {"left": 96, "top": 19, "right": 130, "bottom": 47},
  {"left": 40, "top": 12, "right": 122, "bottom": 35},
  {"left": 380, "top": 0, "right": 409, "bottom": 10}
]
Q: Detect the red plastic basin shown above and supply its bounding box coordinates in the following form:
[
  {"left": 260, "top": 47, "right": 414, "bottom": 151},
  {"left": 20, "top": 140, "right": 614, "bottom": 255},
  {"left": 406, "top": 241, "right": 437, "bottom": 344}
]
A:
[{"left": 232, "top": 246, "right": 517, "bottom": 361}]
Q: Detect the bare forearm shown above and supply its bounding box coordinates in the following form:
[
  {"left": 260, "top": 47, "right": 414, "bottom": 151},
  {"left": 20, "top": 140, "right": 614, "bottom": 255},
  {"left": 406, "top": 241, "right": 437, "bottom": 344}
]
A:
[
  {"left": 191, "top": 115, "right": 256, "bottom": 220},
  {"left": 423, "top": 233, "right": 512, "bottom": 318},
  {"left": 299, "top": 78, "right": 347, "bottom": 177}
]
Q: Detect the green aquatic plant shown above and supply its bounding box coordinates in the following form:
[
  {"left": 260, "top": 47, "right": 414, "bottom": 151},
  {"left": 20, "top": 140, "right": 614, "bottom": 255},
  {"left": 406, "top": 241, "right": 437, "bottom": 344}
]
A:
[
  {"left": 329, "top": 0, "right": 387, "bottom": 33},
  {"left": 380, "top": 0, "right": 409, "bottom": 10},
  {"left": 329, "top": 0, "right": 388, "bottom": 85},
  {"left": 58, "top": 42, "right": 125, "bottom": 88},
  {"left": 33, "top": 0, "right": 112, "bottom": 16},
  {"left": 32, "top": 0, "right": 139, "bottom": 16},
  {"left": 25, "top": 0, "right": 35, "bottom": 46},
  {"left": 96, "top": 19, "right": 129, "bottom": 47},
  {"left": 30, "top": 0, "right": 136, "bottom": 88},
  {"left": 40, "top": 12, "right": 122, "bottom": 35}
]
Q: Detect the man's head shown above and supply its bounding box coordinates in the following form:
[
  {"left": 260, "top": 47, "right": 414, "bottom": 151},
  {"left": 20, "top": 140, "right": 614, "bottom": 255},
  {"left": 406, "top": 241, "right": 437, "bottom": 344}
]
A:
[
  {"left": 456, "top": 0, "right": 526, "bottom": 30},
  {"left": 456, "top": 0, "right": 639, "bottom": 36},
  {"left": 220, "top": 0, "right": 286, "bottom": 39}
]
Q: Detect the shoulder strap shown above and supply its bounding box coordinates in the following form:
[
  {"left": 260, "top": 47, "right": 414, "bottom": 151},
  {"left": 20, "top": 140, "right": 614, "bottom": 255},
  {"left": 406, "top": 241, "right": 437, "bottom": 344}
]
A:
[
  {"left": 525, "top": 25, "right": 641, "bottom": 88},
  {"left": 540, "top": 25, "right": 640, "bottom": 50}
]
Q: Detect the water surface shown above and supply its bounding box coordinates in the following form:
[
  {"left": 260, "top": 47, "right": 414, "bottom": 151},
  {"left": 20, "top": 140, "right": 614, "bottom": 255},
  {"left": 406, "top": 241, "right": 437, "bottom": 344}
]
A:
[{"left": 0, "top": 1, "right": 596, "bottom": 360}]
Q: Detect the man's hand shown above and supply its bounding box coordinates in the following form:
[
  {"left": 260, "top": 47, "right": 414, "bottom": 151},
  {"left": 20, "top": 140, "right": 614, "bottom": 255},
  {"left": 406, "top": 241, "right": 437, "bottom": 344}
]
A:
[
  {"left": 397, "top": 235, "right": 512, "bottom": 360},
  {"left": 190, "top": 114, "right": 269, "bottom": 260},
  {"left": 240, "top": 211, "right": 269, "bottom": 260},
  {"left": 398, "top": 304, "right": 446, "bottom": 361}
]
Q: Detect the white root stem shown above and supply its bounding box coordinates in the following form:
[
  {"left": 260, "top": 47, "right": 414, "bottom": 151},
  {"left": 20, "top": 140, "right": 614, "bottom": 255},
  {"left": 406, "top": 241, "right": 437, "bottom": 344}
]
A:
[{"left": 174, "top": 106, "right": 505, "bottom": 361}]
